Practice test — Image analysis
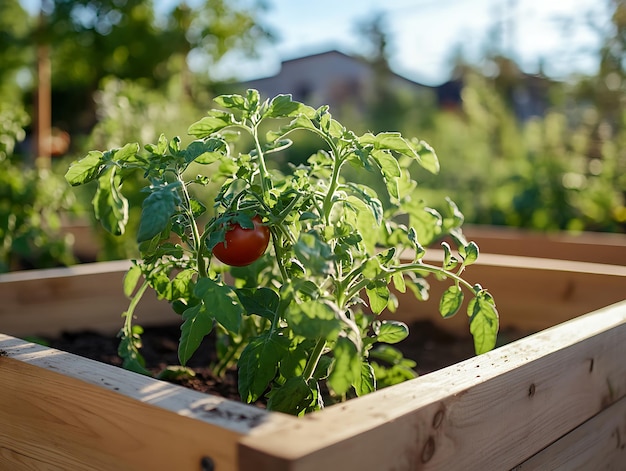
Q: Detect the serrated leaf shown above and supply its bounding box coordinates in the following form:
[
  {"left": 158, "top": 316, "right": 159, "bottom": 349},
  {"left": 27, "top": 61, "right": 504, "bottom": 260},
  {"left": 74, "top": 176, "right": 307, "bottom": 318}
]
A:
[
  {"left": 188, "top": 110, "right": 234, "bottom": 138},
  {"left": 214, "top": 93, "right": 246, "bottom": 110},
  {"left": 65, "top": 150, "right": 104, "bottom": 185},
  {"left": 286, "top": 300, "right": 342, "bottom": 341},
  {"left": 441, "top": 242, "right": 459, "bottom": 270},
  {"left": 235, "top": 287, "right": 279, "bottom": 321},
  {"left": 371, "top": 149, "right": 401, "bottom": 201},
  {"left": 376, "top": 320, "right": 409, "bottom": 344},
  {"left": 327, "top": 337, "right": 360, "bottom": 396},
  {"left": 178, "top": 303, "right": 213, "bottom": 365},
  {"left": 92, "top": 167, "right": 128, "bottom": 236},
  {"left": 238, "top": 332, "right": 289, "bottom": 403},
  {"left": 405, "top": 273, "right": 430, "bottom": 301},
  {"left": 114, "top": 142, "right": 140, "bottom": 162},
  {"left": 266, "top": 375, "right": 313, "bottom": 415},
  {"left": 468, "top": 293, "right": 499, "bottom": 354},
  {"left": 264, "top": 94, "right": 308, "bottom": 118},
  {"left": 408, "top": 205, "right": 442, "bottom": 246},
  {"left": 410, "top": 138, "right": 440, "bottom": 174},
  {"left": 136, "top": 184, "right": 180, "bottom": 242},
  {"left": 463, "top": 241, "right": 479, "bottom": 266},
  {"left": 353, "top": 362, "right": 376, "bottom": 397},
  {"left": 194, "top": 278, "right": 243, "bottom": 334},
  {"left": 183, "top": 139, "right": 227, "bottom": 164},
  {"left": 366, "top": 281, "right": 389, "bottom": 315},
  {"left": 439, "top": 285, "right": 464, "bottom": 318},
  {"left": 266, "top": 114, "right": 317, "bottom": 142}
]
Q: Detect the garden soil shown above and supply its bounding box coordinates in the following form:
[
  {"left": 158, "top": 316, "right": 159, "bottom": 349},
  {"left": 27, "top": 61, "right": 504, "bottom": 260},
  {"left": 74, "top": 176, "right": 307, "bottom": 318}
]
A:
[{"left": 43, "top": 321, "right": 528, "bottom": 405}]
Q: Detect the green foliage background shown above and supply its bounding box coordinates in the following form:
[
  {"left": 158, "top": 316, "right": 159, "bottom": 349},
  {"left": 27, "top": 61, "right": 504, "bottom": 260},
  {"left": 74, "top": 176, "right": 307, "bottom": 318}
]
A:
[{"left": 1, "top": 0, "right": 624, "bottom": 270}]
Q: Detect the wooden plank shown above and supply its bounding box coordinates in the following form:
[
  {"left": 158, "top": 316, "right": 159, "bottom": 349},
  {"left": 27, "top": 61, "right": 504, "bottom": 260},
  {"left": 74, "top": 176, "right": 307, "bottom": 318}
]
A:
[
  {"left": 2, "top": 254, "right": 624, "bottom": 338},
  {"left": 462, "top": 225, "right": 626, "bottom": 265},
  {"left": 0, "top": 260, "right": 174, "bottom": 337},
  {"left": 385, "top": 250, "right": 626, "bottom": 335},
  {"left": 238, "top": 300, "right": 626, "bottom": 471},
  {"left": 0, "top": 334, "right": 296, "bottom": 471},
  {"left": 512, "top": 395, "right": 626, "bottom": 470}
]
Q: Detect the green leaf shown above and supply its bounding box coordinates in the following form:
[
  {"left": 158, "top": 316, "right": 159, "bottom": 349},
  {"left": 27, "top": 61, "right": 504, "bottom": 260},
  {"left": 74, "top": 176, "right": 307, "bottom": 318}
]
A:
[
  {"left": 407, "top": 202, "right": 442, "bottom": 246},
  {"left": 188, "top": 110, "right": 234, "bottom": 138},
  {"left": 327, "top": 337, "right": 360, "bottom": 396},
  {"left": 264, "top": 94, "right": 310, "bottom": 118},
  {"left": 113, "top": 142, "right": 141, "bottom": 163},
  {"left": 92, "top": 167, "right": 128, "bottom": 236},
  {"left": 118, "top": 324, "right": 150, "bottom": 376},
  {"left": 392, "top": 272, "right": 406, "bottom": 293},
  {"left": 371, "top": 149, "right": 401, "bottom": 201},
  {"left": 439, "top": 285, "right": 464, "bottom": 318},
  {"left": 286, "top": 300, "right": 342, "bottom": 341},
  {"left": 194, "top": 278, "right": 243, "bottom": 334},
  {"left": 236, "top": 287, "right": 279, "bottom": 321},
  {"left": 366, "top": 281, "right": 390, "bottom": 315},
  {"left": 238, "top": 331, "right": 289, "bottom": 403},
  {"left": 441, "top": 241, "right": 458, "bottom": 270},
  {"left": 136, "top": 183, "right": 181, "bottom": 243},
  {"left": 376, "top": 320, "right": 409, "bottom": 344},
  {"left": 442, "top": 196, "right": 465, "bottom": 232},
  {"left": 405, "top": 273, "right": 430, "bottom": 301},
  {"left": 123, "top": 264, "right": 142, "bottom": 297},
  {"left": 170, "top": 269, "right": 196, "bottom": 301},
  {"left": 409, "top": 138, "right": 440, "bottom": 174},
  {"left": 462, "top": 241, "right": 479, "bottom": 266},
  {"left": 266, "top": 375, "right": 314, "bottom": 415},
  {"left": 353, "top": 362, "right": 376, "bottom": 397},
  {"left": 157, "top": 365, "right": 196, "bottom": 381},
  {"left": 266, "top": 114, "right": 317, "bottom": 142},
  {"left": 178, "top": 303, "right": 213, "bottom": 365},
  {"left": 65, "top": 150, "right": 104, "bottom": 185},
  {"left": 214, "top": 93, "right": 246, "bottom": 111},
  {"left": 468, "top": 293, "right": 499, "bottom": 354},
  {"left": 183, "top": 139, "right": 227, "bottom": 165}
]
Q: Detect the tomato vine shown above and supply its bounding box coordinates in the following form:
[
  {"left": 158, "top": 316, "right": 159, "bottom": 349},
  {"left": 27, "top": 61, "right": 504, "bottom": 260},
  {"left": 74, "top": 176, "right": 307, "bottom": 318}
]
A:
[{"left": 65, "top": 89, "right": 499, "bottom": 415}]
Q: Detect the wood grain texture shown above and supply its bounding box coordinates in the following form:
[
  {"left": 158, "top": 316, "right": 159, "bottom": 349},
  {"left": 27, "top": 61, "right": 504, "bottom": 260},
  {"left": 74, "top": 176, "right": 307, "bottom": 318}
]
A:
[
  {"left": 0, "top": 334, "right": 295, "bottom": 471},
  {"left": 513, "top": 395, "right": 626, "bottom": 470},
  {"left": 462, "top": 225, "right": 626, "bottom": 266},
  {"left": 0, "top": 260, "right": 174, "bottom": 337},
  {"left": 238, "top": 300, "right": 626, "bottom": 471},
  {"left": 383, "top": 249, "right": 626, "bottom": 335},
  {"left": 2, "top": 253, "right": 624, "bottom": 338}
]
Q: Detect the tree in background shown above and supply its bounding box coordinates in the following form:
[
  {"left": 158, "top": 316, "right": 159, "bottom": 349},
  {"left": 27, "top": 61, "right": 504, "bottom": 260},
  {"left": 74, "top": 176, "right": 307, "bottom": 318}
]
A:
[
  {"left": 0, "top": 0, "right": 33, "bottom": 103},
  {"left": 36, "top": 0, "right": 272, "bottom": 136}
]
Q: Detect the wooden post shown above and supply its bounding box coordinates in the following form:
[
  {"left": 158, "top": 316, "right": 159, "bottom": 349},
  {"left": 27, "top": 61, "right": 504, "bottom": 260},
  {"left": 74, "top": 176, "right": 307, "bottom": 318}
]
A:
[{"left": 34, "top": 8, "right": 51, "bottom": 169}]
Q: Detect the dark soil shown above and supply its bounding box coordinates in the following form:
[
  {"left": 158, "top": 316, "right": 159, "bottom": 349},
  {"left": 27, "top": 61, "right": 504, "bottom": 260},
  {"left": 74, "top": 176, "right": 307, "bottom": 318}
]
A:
[{"left": 43, "top": 321, "right": 529, "bottom": 404}]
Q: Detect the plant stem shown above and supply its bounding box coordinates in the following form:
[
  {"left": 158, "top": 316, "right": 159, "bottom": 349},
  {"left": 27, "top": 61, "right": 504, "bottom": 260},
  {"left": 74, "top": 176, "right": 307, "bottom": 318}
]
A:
[
  {"left": 123, "top": 279, "right": 149, "bottom": 332},
  {"left": 344, "top": 261, "right": 476, "bottom": 302},
  {"left": 303, "top": 337, "right": 326, "bottom": 381},
  {"left": 178, "top": 175, "right": 207, "bottom": 277}
]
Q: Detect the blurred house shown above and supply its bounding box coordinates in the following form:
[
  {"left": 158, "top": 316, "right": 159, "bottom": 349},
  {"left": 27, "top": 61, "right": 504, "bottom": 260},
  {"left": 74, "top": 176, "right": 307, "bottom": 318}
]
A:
[
  {"left": 236, "top": 50, "right": 550, "bottom": 121},
  {"left": 237, "top": 50, "right": 435, "bottom": 112}
]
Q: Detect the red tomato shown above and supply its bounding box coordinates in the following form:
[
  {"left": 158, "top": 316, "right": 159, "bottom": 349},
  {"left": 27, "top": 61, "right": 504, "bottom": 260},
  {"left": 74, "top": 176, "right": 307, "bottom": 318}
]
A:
[{"left": 212, "top": 215, "right": 270, "bottom": 266}]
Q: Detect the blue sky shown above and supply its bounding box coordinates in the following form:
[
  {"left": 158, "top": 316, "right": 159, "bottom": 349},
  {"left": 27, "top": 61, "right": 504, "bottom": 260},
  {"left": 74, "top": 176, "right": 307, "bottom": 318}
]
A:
[{"left": 21, "top": 0, "right": 611, "bottom": 85}]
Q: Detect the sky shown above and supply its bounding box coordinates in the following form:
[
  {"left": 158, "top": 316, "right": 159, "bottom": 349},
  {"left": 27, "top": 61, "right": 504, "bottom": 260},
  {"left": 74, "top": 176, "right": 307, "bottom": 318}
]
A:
[{"left": 21, "top": 0, "right": 612, "bottom": 86}]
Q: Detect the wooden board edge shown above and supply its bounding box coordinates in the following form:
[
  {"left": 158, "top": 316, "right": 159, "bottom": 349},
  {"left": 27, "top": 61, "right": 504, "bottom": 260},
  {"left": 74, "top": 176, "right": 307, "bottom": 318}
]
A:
[
  {"left": 0, "top": 334, "right": 296, "bottom": 437},
  {"left": 238, "top": 300, "right": 626, "bottom": 471},
  {"left": 511, "top": 395, "right": 626, "bottom": 470}
]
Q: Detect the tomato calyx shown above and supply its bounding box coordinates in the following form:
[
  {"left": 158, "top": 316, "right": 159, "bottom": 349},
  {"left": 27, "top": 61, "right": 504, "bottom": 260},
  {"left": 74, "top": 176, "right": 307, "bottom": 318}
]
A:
[{"left": 210, "top": 214, "right": 270, "bottom": 267}]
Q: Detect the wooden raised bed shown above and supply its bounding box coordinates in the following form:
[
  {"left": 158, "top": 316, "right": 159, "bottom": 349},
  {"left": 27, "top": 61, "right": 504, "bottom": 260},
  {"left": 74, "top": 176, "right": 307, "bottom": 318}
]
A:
[{"left": 1, "top": 235, "right": 625, "bottom": 470}]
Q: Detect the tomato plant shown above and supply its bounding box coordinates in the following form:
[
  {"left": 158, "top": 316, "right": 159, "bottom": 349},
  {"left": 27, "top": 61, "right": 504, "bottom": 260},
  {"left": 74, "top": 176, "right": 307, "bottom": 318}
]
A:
[
  {"left": 65, "top": 89, "right": 499, "bottom": 415},
  {"left": 212, "top": 215, "right": 270, "bottom": 266}
]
